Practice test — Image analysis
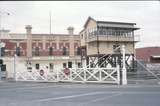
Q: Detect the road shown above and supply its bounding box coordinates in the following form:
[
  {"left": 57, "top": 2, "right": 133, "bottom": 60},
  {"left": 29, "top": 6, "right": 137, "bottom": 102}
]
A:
[{"left": 0, "top": 81, "right": 160, "bottom": 106}]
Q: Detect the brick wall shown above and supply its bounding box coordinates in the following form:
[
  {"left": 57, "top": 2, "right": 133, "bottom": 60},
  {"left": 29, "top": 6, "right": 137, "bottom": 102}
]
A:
[{"left": 2, "top": 39, "right": 80, "bottom": 57}]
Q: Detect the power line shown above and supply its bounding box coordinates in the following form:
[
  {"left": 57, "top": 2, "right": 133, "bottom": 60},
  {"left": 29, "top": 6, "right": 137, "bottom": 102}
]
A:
[{"left": 49, "top": 11, "right": 52, "bottom": 34}]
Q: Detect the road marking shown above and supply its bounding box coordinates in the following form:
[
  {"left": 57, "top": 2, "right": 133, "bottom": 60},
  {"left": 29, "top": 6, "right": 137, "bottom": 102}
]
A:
[
  {"left": 34, "top": 92, "right": 106, "bottom": 102},
  {"left": 33, "top": 91, "right": 160, "bottom": 103},
  {"left": 86, "top": 92, "right": 122, "bottom": 103}
]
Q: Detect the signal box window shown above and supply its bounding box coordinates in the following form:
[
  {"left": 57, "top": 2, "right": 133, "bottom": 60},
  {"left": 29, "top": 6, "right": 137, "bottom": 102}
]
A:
[{"left": 113, "top": 44, "right": 120, "bottom": 53}]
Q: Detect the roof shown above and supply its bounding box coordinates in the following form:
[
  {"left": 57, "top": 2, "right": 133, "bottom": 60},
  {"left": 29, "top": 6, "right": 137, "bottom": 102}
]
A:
[
  {"left": 83, "top": 16, "right": 139, "bottom": 29},
  {"left": 79, "top": 29, "right": 85, "bottom": 34},
  {"left": 97, "top": 21, "right": 136, "bottom": 25},
  {"left": 83, "top": 16, "right": 96, "bottom": 28},
  {"left": 32, "top": 34, "right": 79, "bottom": 36},
  {"left": 151, "top": 55, "right": 160, "bottom": 58}
]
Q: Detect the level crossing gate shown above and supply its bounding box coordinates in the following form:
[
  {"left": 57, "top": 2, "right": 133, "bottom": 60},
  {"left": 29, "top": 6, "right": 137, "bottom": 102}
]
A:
[
  {"left": 15, "top": 63, "right": 120, "bottom": 84},
  {"left": 13, "top": 45, "right": 130, "bottom": 85}
]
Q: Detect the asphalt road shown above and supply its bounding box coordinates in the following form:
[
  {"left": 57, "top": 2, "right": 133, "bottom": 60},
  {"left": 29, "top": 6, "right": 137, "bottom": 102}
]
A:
[{"left": 0, "top": 81, "right": 160, "bottom": 106}]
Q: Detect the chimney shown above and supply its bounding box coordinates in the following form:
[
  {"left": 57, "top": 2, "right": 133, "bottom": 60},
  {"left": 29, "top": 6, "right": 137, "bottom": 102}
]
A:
[
  {"left": 67, "top": 27, "right": 74, "bottom": 35},
  {"left": 25, "top": 25, "right": 32, "bottom": 58}
]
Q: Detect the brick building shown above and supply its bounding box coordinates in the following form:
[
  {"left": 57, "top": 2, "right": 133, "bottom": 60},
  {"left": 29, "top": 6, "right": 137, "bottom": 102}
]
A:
[
  {"left": 136, "top": 47, "right": 160, "bottom": 63},
  {"left": 1, "top": 26, "right": 81, "bottom": 78}
]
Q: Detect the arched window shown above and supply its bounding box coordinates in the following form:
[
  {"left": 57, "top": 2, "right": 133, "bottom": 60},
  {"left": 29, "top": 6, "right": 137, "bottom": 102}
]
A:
[
  {"left": 16, "top": 47, "right": 20, "bottom": 56},
  {"left": 49, "top": 47, "right": 53, "bottom": 56},
  {"left": 35, "top": 47, "right": 39, "bottom": 56},
  {"left": 62, "top": 47, "right": 67, "bottom": 55},
  {"left": 77, "top": 47, "right": 81, "bottom": 55}
]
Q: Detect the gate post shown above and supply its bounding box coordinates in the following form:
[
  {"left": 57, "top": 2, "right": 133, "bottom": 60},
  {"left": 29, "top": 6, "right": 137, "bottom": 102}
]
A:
[
  {"left": 99, "top": 68, "right": 102, "bottom": 82},
  {"left": 83, "top": 68, "right": 87, "bottom": 83},
  {"left": 14, "top": 54, "right": 17, "bottom": 81},
  {"left": 117, "top": 65, "right": 120, "bottom": 85},
  {"left": 70, "top": 68, "right": 73, "bottom": 81},
  {"left": 56, "top": 69, "right": 59, "bottom": 82},
  {"left": 122, "top": 45, "right": 127, "bottom": 85}
]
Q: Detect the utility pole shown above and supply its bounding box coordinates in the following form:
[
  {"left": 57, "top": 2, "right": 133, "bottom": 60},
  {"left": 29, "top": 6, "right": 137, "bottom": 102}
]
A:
[
  {"left": 97, "top": 27, "right": 100, "bottom": 68},
  {"left": 49, "top": 11, "right": 52, "bottom": 34},
  {"left": 0, "top": 11, "right": 10, "bottom": 80},
  {"left": 0, "top": 11, "right": 10, "bottom": 56}
]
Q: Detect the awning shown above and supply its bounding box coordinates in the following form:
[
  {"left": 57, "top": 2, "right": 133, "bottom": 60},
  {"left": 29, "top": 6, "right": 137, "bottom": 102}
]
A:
[{"left": 151, "top": 55, "right": 160, "bottom": 58}]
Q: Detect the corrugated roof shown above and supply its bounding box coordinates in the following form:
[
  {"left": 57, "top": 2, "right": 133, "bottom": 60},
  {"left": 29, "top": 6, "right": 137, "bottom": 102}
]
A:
[
  {"left": 97, "top": 21, "right": 136, "bottom": 25},
  {"left": 83, "top": 16, "right": 139, "bottom": 30}
]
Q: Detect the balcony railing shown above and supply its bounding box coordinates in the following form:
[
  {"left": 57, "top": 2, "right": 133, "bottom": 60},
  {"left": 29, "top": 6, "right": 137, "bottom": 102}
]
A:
[{"left": 87, "top": 35, "right": 140, "bottom": 42}]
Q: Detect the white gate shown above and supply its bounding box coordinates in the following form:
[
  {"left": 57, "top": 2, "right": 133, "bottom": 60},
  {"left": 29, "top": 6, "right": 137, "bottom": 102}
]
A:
[
  {"left": 15, "top": 66, "right": 120, "bottom": 84},
  {"left": 58, "top": 68, "right": 120, "bottom": 84},
  {"left": 15, "top": 70, "right": 58, "bottom": 82}
]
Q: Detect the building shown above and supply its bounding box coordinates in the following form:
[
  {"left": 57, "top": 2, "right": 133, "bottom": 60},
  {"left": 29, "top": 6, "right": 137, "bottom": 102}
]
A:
[
  {"left": 0, "top": 16, "right": 140, "bottom": 79},
  {"left": 80, "top": 17, "right": 139, "bottom": 70},
  {"left": 136, "top": 47, "right": 160, "bottom": 63},
  {"left": 1, "top": 26, "right": 81, "bottom": 78}
]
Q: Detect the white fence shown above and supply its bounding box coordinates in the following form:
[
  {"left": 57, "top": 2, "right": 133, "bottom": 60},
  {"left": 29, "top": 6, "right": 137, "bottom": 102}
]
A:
[{"left": 15, "top": 67, "right": 120, "bottom": 84}]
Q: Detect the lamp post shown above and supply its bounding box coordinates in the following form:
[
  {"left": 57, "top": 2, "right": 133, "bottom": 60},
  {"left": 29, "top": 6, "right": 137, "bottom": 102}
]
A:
[{"left": 122, "top": 45, "right": 127, "bottom": 85}]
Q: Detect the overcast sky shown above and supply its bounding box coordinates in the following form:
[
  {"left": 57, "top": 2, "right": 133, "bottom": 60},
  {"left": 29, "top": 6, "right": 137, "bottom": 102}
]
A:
[{"left": 0, "top": 1, "right": 160, "bottom": 48}]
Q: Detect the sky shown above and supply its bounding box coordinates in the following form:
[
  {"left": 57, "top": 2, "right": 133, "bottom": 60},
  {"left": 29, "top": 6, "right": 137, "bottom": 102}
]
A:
[{"left": 0, "top": 1, "right": 160, "bottom": 48}]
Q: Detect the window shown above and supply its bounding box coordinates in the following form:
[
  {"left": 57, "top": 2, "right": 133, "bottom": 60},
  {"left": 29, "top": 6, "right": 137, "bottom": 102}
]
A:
[
  {"left": 81, "top": 34, "right": 83, "bottom": 39},
  {"left": 49, "top": 47, "right": 53, "bottom": 56},
  {"left": 0, "top": 47, "right": 5, "bottom": 56},
  {"left": 68, "top": 62, "right": 72, "bottom": 68},
  {"left": 113, "top": 44, "right": 120, "bottom": 53},
  {"left": 16, "top": 47, "right": 20, "bottom": 56},
  {"left": 35, "top": 47, "right": 39, "bottom": 56},
  {"left": 62, "top": 47, "right": 67, "bottom": 55},
  {"left": 35, "top": 63, "right": 40, "bottom": 70},
  {"left": 77, "top": 47, "right": 81, "bottom": 55},
  {"left": 63, "top": 63, "right": 67, "bottom": 68},
  {"left": 49, "top": 63, "right": 54, "bottom": 70}
]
